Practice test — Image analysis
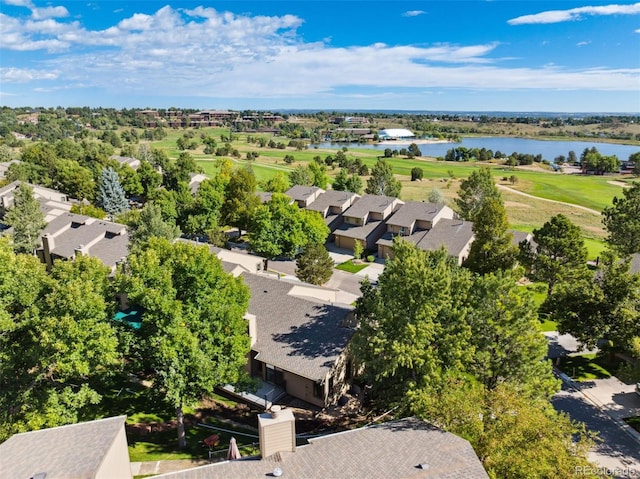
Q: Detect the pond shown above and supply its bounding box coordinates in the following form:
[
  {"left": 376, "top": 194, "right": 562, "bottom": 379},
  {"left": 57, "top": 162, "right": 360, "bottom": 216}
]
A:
[{"left": 313, "top": 137, "right": 640, "bottom": 162}]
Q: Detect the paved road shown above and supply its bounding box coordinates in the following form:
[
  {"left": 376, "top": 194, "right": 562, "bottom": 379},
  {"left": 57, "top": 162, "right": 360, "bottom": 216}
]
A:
[{"left": 553, "top": 384, "right": 640, "bottom": 477}]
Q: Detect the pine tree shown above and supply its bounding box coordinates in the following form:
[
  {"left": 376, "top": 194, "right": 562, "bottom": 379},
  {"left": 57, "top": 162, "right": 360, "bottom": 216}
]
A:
[
  {"left": 4, "top": 183, "right": 46, "bottom": 254},
  {"left": 96, "top": 167, "right": 129, "bottom": 217},
  {"left": 295, "top": 243, "right": 334, "bottom": 285}
]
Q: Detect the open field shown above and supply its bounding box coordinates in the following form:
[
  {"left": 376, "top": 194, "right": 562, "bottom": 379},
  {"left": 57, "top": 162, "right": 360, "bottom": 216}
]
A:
[{"left": 150, "top": 128, "right": 635, "bottom": 256}]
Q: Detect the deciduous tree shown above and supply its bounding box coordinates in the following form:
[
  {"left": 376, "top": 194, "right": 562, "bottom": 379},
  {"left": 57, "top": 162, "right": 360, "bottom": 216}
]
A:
[
  {"left": 455, "top": 167, "right": 501, "bottom": 221},
  {"left": 117, "top": 239, "right": 251, "bottom": 448},
  {"left": 365, "top": 159, "right": 401, "bottom": 197},
  {"left": 222, "top": 167, "right": 260, "bottom": 238}
]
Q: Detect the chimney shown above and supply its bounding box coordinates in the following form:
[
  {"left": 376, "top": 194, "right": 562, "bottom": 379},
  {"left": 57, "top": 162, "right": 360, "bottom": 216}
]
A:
[
  {"left": 42, "top": 234, "right": 55, "bottom": 269},
  {"left": 74, "top": 245, "right": 87, "bottom": 257},
  {"left": 258, "top": 406, "right": 296, "bottom": 458},
  {"left": 244, "top": 313, "right": 257, "bottom": 347}
]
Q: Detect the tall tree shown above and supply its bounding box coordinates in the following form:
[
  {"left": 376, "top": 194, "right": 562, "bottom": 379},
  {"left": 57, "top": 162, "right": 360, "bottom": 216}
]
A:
[
  {"left": 117, "top": 239, "right": 251, "bottom": 449},
  {"left": 0, "top": 252, "right": 121, "bottom": 438},
  {"left": 249, "top": 193, "right": 329, "bottom": 264},
  {"left": 602, "top": 181, "right": 640, "bottom": 256},
  {"left": 96, "top": 167, "right": 129, "bottom": 218},
  {"left": 288, "top": 164, "right": 313, "bottom": 186},
  {"left": 463, "top": 197, "right": 517, "bottom": 274},
  {"left": 295, "top": 243, "right": 334, "bottom": 285},
  {"left": 365, "top": 159, "right": 401, "bottom": 197},
  {"left": 308, "top": 161, "right": 329, "bottom": 189},
  {"left": 519, "top": 214, "right": 590, "bottom": 296},
  {"left": 3, "top": 183, "right": 46, "bottom": 254},
  {"left": 222, "top": 167, "right": 260, "bottom": 238},
  {"left": 261, "top": 172, "right": 290, "bottom": 193},
  {"left": 455, "top": 167, "right": 501, "bottom": 221},
  {"left": 409, "top": 377, "right": 594, "bottom": 479},
  {"left": 125, "top": 202, "right": 181, "bottom": 248},
  {"left": 549, "top": 251, "right": 640, "bottom": 350}
]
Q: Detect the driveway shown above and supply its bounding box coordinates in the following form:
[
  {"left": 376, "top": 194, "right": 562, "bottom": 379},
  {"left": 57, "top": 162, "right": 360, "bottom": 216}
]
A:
[{"left": 544, "top": 331, "right": 598, "bottom": 359}]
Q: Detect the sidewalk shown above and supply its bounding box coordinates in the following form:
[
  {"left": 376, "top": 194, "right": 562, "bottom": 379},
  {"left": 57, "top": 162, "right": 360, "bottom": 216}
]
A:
[{"left": 556, "top": 370, "right": 640, "bottom": 446}]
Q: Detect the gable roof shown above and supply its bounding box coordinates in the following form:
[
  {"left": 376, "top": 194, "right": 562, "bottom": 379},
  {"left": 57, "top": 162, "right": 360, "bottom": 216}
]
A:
[
  {"left": 0, "top": 416, "right": 127, "bottom": 479},
  {"left": 415, "top": 218, "right": 474, "bottom": 257},
  {"left": 305, "top": 190, "right": 360, "bottom": 215},
  {"left": 241, "top": 273, "right": 354, "bottom": 381},
  {"left": 386, "top": 201, "right": 451, "bottom": 228},
  {"left": 154, "top": 417, "right": 488, "bottom": 479},
  {"left": 342, "top": 194, "right": 402, "bottom": 219},
  {"left": 284, "top": 185, "right": 324, "bottom": 203}
]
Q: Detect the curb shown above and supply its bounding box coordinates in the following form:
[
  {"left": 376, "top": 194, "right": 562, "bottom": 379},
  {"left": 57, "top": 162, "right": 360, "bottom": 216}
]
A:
[{"left": 553, "top": 367, "right": 640, "bottom": 447}]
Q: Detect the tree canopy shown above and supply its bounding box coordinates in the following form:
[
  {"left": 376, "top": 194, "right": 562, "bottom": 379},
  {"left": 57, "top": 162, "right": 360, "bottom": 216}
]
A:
[
  {"left": 3, "top": 183, "right": 47, "bottom": 254},
  {"left": 454, "top": 167, "right": 501, "bottom": 221},
  {"left": 295, "top": 243, "right": 334, "bottom": 285},
  {"left": 96, "top": 166, "right": 129, "bottom": 217},
  {"left": 365, "top": 159, "right": 401, "bottom": 197},
  {"left": 602, "top": 181, "right": 640, "bottom": 256},
  {"left": 116, "top": 238, "right": 251, "bottom": 448},
  {"left": 249, "top": 193, "right": 329, "bottom": 260}
]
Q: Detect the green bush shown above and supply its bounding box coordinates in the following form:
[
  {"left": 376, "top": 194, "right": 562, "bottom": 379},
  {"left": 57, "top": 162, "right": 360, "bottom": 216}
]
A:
[{"left": 366, "top": 255, "right": 375, "bottom": 262}]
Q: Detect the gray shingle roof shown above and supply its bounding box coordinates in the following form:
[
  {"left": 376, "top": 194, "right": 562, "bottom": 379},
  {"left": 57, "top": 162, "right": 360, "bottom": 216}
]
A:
[
  {"left": 154, "top": 418, "right": 488, "bottom": 479},
  {"left": 241, "top": 273, "right": 354, "bottom": 381},
  {"left": 415, "top": 219, "right": 474, "bottom": 257},
  {"left": 284, "top": 185, "right": 324, "bottom": 203},
  {"left": 342, "top": 194, "right": 402, "bottom": 218},
  {"left": 305, "top": 190, "right": 360, "bottom": 215},
  {"left": 0, "top": 416, "right": 127, "bottom": 479},
  {"left": 386, "top": 201, "right": 449, "bottom": 228},
  {"left": 333, "top": 219, "right": 386, "bottom": 241},
  {"left": 631, "top": 253, "right": 640, "bottom": 274}
]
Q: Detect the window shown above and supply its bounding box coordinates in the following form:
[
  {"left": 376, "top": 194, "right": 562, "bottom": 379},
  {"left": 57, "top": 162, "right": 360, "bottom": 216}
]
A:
[
  {"left": 265, "top": 364, "right": 284, "bottom": 385},
  {"left": 313, "top": 381, "right": 324, "bottom": 398}
]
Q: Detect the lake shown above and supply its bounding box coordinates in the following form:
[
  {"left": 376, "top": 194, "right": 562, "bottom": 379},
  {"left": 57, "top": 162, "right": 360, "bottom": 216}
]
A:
[{"left": 313, "top": 137, "right": 639, "bottom": 161}]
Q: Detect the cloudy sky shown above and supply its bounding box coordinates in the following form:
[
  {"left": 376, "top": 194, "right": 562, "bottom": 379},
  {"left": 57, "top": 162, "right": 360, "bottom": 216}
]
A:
[{"left": 1, "top": 0, "right": 639, "bottom": 112}]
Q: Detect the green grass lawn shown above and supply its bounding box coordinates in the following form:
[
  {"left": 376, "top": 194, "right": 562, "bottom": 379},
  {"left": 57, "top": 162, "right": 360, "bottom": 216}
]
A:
[
  {"left": 336, "top": 260, "right": 369, "bottom": 274},
  {"left": 624, "top": 416, "right": 640, "bottom": 433},
  {"left": 538, "top": 317, "right": 558, "bottom": 333},
  {"left": 557, "top": 353, "right": 621, "bottom": 381}
]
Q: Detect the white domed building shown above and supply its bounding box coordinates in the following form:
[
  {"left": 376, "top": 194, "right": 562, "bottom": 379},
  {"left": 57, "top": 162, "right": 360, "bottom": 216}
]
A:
[{"left": 378, "top": 128, "right": 415, "bottom": 140}]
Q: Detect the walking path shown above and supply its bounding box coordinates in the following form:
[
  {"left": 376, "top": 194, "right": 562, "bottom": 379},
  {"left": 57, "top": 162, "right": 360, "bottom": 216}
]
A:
[{"left": 497, "top": 184, "right": 601, "bottom": 215}]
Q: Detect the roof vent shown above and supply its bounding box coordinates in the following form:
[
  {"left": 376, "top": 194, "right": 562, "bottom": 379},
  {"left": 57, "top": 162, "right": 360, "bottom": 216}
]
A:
[
  {"left": 272, "top": 467, "right": 283, "bottom": 477},
  {"left": 416, "top": 463, "right": 430, "bottom": 470}
]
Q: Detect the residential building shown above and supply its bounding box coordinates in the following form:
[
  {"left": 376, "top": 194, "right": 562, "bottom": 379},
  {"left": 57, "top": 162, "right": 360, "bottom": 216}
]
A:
[
  {"left": 305, "top": 190, "right": 360, "bottom": 239},
  {"left": 240, "top": 273, "right": 355, "bottom": 408},
  {"left": 0, "top": 416, "right": 132, "bottom": 479},
  {"left": 110, "top": 155, "right": 141, "bottom": 170},
  {"left": 332, "top": 194, "right": 404, "bottom": 251},
  {"left": 188, "top": 172, "right": 209, "bottom": 195},
  {"left": 284, "top": 185, "right": 325, "bottom": 208},
  {"left": 156, "top": 414, "right": 488, "bottom": 479},
  {"left": 0, "top": 181, "right": 129, "bottom": 271}
]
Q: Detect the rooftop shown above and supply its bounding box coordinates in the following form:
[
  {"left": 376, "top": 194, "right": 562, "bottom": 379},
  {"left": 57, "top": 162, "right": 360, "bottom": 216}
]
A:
[
  {"left": 415, "top": 218, "right": 474, "bottom": 257},
  {"left": 284, "top": 185, "right": 325, "bottom": 203},
  {"left": 386, "top": 201, "right": 450, "bottom": 228},
  {"left": 342, "top": 194, "right": 402, "bottom": 219},
  {"left": 0, "top": 416, "right": 127, "bottom": 479},
  {"left": 241, "top": 273, "right": 354, "bottom": 381},
  {"left": 154, "top": 417, "right": 488, "bottom": 479},
  {"left": 305, "top": 190, "right": 360, "bottom": 214}
]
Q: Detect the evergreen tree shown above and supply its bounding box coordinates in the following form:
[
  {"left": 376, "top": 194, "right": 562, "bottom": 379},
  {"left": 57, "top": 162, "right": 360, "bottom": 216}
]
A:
[
  {"left": 365, "top": 159, "right": 401, "bottom": 197},
  {"left": 463, "top": 197, "right": 517, "bottom": 274},
  {"left": 96, "top": 167, "right": 129, "bottom": 217},
  {"left": 602, "top": 182, "right": 640, "bottom": 256},
  {"left": 4, "top": 183, "right": 46, "bottom": 254},
  {"left": 520, "top": 214, "right": 590, "bottom": 296},
  {"left": 295, "top": 243, "right": 334, "bottom": 285}
]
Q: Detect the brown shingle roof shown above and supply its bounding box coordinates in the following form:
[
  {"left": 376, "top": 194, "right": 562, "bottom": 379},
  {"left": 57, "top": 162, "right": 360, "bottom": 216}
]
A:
[
  {"left": 415, "top": 218, "right": 474, "bottom": 257},
  {"left": 154, "top": 418, "right": 488, "bottom": 479},
  {"left": 342, "top": 194, "right": 402, "bottom": 219}
]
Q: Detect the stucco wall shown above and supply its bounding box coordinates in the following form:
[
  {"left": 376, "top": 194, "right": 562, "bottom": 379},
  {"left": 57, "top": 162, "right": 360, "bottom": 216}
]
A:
[{"left": 96, "top": 426, "right": 132, "bottom": 479}]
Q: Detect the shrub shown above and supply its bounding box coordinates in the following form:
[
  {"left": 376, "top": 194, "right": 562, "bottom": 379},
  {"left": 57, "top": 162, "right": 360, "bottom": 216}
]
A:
[{"left": 366, "top": 255, "right": 375, "bottom": 262}]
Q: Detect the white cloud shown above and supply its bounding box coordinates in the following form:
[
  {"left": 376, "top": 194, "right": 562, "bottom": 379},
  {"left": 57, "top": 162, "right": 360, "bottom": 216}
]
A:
[
  {"left": 576, "top": 41, "right": 591, "bottom": 46},
  {"left": 635, "top": 28, "right": 640, "bottom": 32},
  {"left": 3, "top": 0, "right": 33, "bottom": 7},
  {"left": 0, "top": 67, "right": 59, "bottom": 83},
  {"left": 31, "top": 5, "right": 69, "bottom": 20},
  {"left": 403, "top": 10, "right": 426, "bottom": 17},
  {"left": 2, "top": 4, "right": 638, "bottom": 101},
  {"left": 508, "top": 2, "right": 640, "bottom": 25}
]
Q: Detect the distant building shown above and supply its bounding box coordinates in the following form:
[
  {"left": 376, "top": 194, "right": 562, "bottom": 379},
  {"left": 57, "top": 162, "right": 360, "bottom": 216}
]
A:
[{"left": 378, "top": 128, "right": 415, "bottom": 140}]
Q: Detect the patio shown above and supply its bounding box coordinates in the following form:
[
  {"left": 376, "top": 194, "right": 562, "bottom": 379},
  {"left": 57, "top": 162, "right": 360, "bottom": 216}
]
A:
[{"left": 220, "top": 380, "right": 286, "bottom": 410}]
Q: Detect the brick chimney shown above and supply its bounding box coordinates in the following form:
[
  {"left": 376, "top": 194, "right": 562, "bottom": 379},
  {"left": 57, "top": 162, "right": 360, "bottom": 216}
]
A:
[{"left": 258, "top": 406, "right": 296, "bottom": 458}]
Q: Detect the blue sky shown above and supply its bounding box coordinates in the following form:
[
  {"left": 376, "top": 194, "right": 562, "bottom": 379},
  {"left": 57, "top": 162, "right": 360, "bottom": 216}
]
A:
[{"left": 1, "top": 1, "right": 639, "bottom": 112}]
